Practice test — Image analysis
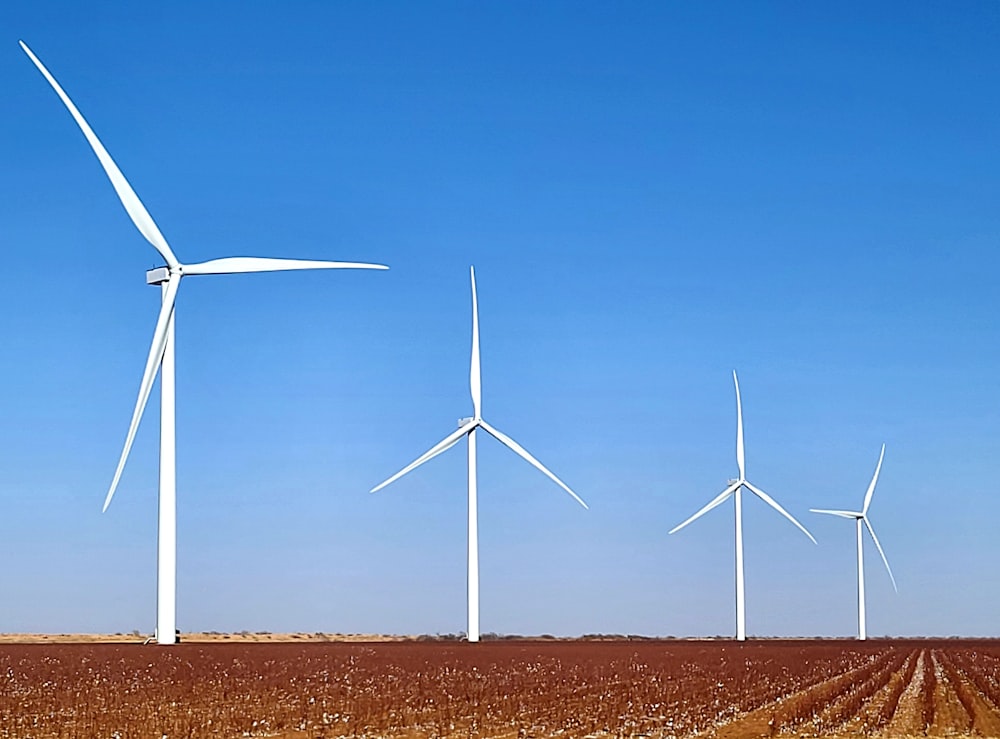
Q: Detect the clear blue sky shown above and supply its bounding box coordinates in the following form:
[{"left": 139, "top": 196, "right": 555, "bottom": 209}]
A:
[{"left": 0, "top": 1, "right": 998, "bottom": 637}]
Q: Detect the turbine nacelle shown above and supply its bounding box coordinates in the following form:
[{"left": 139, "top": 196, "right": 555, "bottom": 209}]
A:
[{"left": 147, "top": 267, "right": 171, "bottom": 285}]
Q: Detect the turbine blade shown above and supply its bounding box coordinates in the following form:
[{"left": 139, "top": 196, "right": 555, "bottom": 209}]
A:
[
  {"left": 809, "top": 508, "right": 862, "bottom": 519},
  {"left": 668, "top": 481, "right": 740, "bottom": 535},
  {"left": 103, "top": 277, "right": 182, "bottom": 511},
  {"left": 734, "top": 371, "right": 745, "bottom": 480},
  {"left": 183, "top": 257, "right": 388, "bottom": 275},
  {"left": 20, "top": 41, "right": 179, "bottom": 269},
  {"left": 744, "top": 480, "right": 817, "bottom": 544},
  {"left": 863, "top": 517, "right": 897, "bottom": 592},
  {"left": 862, "top": 444, "right": 886, "bottom": 515},
  {"left": 469, "top": 266, "right": 481, "bottom": 419},
  {"left": 369, "top": 424, "right": 469, "bottom": 494},
  {"left": 478, "top": 419, "right": 588, "bottom": 509}
]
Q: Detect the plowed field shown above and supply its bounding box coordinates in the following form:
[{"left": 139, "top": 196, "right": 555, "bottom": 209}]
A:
[{"left": 2, "top": 639, "right": 999, "bottom": 738}]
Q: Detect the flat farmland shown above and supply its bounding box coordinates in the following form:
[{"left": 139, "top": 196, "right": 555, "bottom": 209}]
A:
[{"left": 3, "top": 640, "right": 1000, "bottom": 738}]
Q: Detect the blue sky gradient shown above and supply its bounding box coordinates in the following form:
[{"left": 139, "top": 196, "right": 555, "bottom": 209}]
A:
[{"left": 0, "top": 1, "right": 998, "bottom": 637}]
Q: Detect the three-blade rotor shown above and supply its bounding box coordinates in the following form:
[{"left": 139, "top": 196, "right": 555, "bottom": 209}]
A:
[
  {"left": 810, "top": 444, "right": 896, "bottom": 590},
  {"left": 670, "top": 371, "right": 815, "bottom": 542},
  {"left": 370, "top": 267, "right": 587, "bottom": 509},
  {"left": 22, "top": 41, "right": 388, "bottom": 511}
]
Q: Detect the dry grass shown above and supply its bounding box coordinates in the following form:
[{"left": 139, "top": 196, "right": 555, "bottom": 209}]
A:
[{"left": 0, "top": 632, "right": 409, "bottom": 644}]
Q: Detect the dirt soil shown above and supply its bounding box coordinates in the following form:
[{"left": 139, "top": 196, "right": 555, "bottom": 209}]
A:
[{"left": 1, "top": 638, "right": 999, "bottom": 738}]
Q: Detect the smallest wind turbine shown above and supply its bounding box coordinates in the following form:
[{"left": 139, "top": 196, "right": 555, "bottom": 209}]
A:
[{"left": 811, "top": 444, "right": 896, "bottom": 640}]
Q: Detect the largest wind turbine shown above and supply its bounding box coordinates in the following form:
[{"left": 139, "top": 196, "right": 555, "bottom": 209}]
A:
[
  {"left": 669, "top": 372, "right": 815, "bottom": 641},
  {"left": 370, "top": 267, "right": 587, "bottom": 643},
  {"left": 22, "top": 42, "right": 387, "bottom": 645},
  {"left": 811, "top": 444, "right": 896, "bottom": 640}
]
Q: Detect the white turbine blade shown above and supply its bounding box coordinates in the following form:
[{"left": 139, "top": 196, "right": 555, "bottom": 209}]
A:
[
  {"left": 668, "top": 481, "right": 740, "bottom": 535},
  {"left": 369, "top": 424, "right": 469, "bottom": 494},
  {"left": 20, "top": 41, "right": 179, "bottom": 269},
  {"left": 744, "top": 480, "right": 817, "bottom": 544},
  {"left": 862, "top": 443, "right": 886, "bottom": 515},
  {"left": 809, "top": 508, "right": 862, "bottom": 519},
  {"left": 478, "top": 419, "right": 588, "bottom": 509},
  {"left": 863, "top": 517, "right": 897, "bottom": 592},
  {"left": 469, "top": 266, "right": 481, "bottom": 419},
  {"left": 183, "top": 257, "right": 388, "bottom": 275},
  {"left": 733, "top": 370, "right": 745, "bottom": 480},
  {"left": 103, "top": 276, "right": 182, "bottom": 512}
]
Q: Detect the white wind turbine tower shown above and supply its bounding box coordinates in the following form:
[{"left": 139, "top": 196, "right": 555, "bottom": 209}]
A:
[
  {"left": 811, "top": 444, "right": 896, "bottom": 640},
  {"left": 370, "top": 266, "right": 587, "bottom": 643},
  {"left": 22, "top": 42, "right": 387, "bottom": 645},
  {"left": 669, "top": 371, "right": 816, "bottom": 641}
]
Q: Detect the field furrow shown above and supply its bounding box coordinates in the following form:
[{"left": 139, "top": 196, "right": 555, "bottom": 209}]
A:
[
  {"left": 881, "top": 648, "right": 931, "bottom": 737},
  {"left": 928, "top": 650, "right": 973, "bottom": 736}
]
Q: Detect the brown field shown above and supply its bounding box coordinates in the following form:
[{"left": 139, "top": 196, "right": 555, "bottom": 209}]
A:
[{"left": 2, "top": 639, "right": 1000, "bottom": 738}]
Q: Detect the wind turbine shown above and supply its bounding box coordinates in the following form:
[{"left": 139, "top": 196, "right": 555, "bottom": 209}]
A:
[
  {"left": 669, "top": 371, "right": 816, "bottom": 641},
  {"left": 810, "top": 444, "right": 896, "bottom": 640},
  {"left": 370, "top": 266, "right": 587, "bottom": 643},
  {"left": 22, "top": 41, "right": 387, "bottom": 645}
]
